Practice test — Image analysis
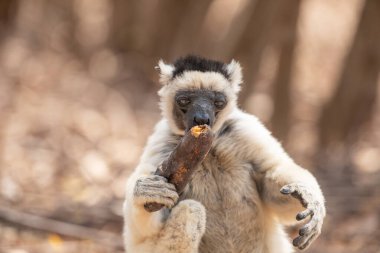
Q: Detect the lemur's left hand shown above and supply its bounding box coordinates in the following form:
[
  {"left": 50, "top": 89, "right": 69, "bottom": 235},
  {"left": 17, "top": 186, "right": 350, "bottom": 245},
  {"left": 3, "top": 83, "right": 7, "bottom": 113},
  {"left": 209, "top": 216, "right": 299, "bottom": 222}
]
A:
[{"left": 280, "top": 183, "right": 326, "bottom": 250}]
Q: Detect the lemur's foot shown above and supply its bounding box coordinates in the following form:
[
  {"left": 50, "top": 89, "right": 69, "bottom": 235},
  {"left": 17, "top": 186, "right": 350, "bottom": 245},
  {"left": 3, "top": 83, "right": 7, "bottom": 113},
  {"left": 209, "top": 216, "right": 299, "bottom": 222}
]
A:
[{"left": 158, "top": 199, "right": 206, "bottom": 252}]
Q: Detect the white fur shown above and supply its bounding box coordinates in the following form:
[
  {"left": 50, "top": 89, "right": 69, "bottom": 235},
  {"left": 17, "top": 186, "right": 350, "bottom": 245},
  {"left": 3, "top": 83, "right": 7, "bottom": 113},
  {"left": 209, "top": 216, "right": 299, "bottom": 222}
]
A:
[
  {"left": 226, "top": 60, "right": 242, "bottom": 93},
  {"left": 123, "top": 59, "right": 325, "bottom": 253},
  {"left": 157, "top": 60, "right": 175, "bottom": 85}
]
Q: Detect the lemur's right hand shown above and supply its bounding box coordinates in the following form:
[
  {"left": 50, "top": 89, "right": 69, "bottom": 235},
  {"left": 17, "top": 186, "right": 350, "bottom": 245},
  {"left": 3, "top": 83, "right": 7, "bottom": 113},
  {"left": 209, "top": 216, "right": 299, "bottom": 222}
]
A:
[{"left": 133, "top": 175, "right": 179, "bottom": 209}]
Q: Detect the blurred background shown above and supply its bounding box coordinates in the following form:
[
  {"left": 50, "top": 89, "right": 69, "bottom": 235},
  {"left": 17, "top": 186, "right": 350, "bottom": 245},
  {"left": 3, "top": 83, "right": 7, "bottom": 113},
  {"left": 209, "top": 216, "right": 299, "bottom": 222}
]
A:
[{"left": 0, "top": 0, "right": 379, "bottom": 252}]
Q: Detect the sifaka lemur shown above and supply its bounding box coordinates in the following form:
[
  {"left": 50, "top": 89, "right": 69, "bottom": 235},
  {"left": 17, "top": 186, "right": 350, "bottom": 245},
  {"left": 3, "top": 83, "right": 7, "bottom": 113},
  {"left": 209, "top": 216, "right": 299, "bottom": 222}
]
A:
[{"left": 123, "top": 56, "right": 326, "bottom": 253}]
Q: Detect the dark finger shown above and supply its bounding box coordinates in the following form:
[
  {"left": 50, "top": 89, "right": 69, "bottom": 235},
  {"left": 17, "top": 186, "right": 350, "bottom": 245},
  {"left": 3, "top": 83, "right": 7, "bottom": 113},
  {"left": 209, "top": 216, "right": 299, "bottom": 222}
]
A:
[
  {"left": 293, "top": 235, "right": 305, "bottom": 247},
  {"left": 139, "top": 180, "right": 176, "bottom": 191},
  {"left": 293, "top": 231, "right": 314, "bottom": 248},
  {"left": 149, "top": 175, "right": 168, "bottom": 182},
  {"left": 144, "top": 196, "right": 175, "bottom": 207},
  {"left": 296, "top": 209, "right": 313, "bottom": 221},
  {"left": 298, "top": 233, "right": 317, "bottom": 250},
  {"left": 299, "top": 216, "right": 318, "bottom": 236}
]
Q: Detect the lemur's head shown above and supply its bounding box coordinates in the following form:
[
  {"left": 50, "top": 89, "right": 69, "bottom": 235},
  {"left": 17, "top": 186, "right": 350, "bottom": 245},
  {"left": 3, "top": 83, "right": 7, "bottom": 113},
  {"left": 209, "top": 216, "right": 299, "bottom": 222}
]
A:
[{"left": 157, "top": 55, "right": 242, "bottom": 135}]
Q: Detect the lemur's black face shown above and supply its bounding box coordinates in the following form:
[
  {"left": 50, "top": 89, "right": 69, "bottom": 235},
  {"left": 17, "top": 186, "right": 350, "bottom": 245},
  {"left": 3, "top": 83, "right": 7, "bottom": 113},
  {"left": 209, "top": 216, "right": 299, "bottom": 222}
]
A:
[{"left": 173, "top": 89, "right": 227, "bottom": 131}]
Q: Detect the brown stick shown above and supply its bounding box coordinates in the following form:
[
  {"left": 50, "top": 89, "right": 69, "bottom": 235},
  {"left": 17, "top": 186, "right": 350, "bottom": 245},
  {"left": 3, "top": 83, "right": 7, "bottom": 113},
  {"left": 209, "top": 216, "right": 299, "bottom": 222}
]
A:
[
  {"left": 0, "top": 206, "right": 124, "bottom": 249},
  {"left": 144, "top": 125, "right": 214, "bottom": 212}
]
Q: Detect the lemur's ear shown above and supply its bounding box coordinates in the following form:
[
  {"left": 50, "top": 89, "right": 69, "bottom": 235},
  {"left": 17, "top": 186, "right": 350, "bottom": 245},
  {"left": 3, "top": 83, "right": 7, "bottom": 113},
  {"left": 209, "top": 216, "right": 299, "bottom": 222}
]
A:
[
  {"left": 156, "top": 60, "right": 175, "bottom": 85},
  {"left": 226, "top": 60, "right": 242, "bottom": 92}
]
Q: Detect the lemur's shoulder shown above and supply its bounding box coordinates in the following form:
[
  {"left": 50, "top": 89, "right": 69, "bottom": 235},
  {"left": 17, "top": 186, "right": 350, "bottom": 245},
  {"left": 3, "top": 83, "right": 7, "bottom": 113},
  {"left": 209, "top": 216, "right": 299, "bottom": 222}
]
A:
[{"left": 220, "top": 109, "right": 271, "bottom": 137}]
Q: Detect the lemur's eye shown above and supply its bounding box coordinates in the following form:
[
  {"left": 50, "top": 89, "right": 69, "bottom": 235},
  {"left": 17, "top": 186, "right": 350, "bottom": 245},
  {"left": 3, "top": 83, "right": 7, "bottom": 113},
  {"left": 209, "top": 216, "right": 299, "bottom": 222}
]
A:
[
  {"left": 176, "top": 96, "right": 191, "bottom": 107},
  {"left": 214, "top": 92, "right": 227, "bottom": 109},
  {"left": 214, "top": 100, "right": 226, "bottom": 109}
]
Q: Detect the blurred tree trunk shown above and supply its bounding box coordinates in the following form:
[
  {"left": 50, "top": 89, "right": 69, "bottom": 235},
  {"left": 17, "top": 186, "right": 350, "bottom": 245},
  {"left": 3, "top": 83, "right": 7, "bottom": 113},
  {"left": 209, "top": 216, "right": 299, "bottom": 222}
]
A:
[
  {"left": 169, "top": 0, "right": 212, "bottom": 59},
  {"left": 232, "top": 0, "right": 280, "bottom": 106},
  {"left": 316, "top": 0, "right": 380, "bottom": 184},
  {"left": 0, "top": 0, "right": 15, "bottom": 23},
  {"left": 192, "top": 0, "right": 254, "bottom": 60},
  {"left": 231, "top": 0, "right": 300, "bottom": 142},
  {"left": 111, "top": 0, "right": 195, "bottom": 90},
  {"left": 270, "top": 0, "right": 301, "bottom": 142},
  {"left": 318, "top": 0, "right": 380, "bottom": 150},
  {"left": 111, "top": 0, "right": 134, "bottom": 52},
  {"left": 146, "top": 0, "right": 191, "bottom": 59},
  {"left": 0, "top": 0, "right": 17, "bottom": 38},
  {"left": 112, "top": 0, "right": 190, "bottom": 59}
]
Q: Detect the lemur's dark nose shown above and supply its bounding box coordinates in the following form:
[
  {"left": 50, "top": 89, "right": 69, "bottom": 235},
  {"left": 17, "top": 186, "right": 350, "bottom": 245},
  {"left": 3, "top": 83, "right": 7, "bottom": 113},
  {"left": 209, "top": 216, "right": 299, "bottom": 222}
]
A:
[{"left": 193, "top": 113, "right": 210, "bottom": 126}]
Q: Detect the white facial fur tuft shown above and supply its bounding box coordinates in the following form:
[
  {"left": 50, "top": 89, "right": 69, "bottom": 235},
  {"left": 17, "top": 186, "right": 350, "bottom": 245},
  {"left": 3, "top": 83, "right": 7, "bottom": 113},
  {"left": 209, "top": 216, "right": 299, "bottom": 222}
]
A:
[
  {"left": 157, "top": 60, "right": 175, "bottom": 85},
  {"left": 226, "top": 60, "right": 242, "bottom": 93}
]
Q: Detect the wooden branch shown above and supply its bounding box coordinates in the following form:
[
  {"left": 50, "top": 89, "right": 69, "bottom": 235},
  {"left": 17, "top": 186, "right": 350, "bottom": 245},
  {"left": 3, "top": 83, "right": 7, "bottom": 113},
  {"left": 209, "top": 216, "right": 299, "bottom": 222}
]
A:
[
  {"left": 144, "top": 125, "right": 214, "bottom": 212},
  {"left": 0, "top": 205, "right": 124, "bottom": 249}
]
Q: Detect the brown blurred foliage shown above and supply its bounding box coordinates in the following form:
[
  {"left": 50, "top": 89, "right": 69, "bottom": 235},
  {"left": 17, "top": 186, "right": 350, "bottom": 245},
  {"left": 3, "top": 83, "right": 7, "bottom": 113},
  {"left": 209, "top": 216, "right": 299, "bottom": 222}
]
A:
[{"left": 0, "top": 0, "right": 379, "bottom": 253}]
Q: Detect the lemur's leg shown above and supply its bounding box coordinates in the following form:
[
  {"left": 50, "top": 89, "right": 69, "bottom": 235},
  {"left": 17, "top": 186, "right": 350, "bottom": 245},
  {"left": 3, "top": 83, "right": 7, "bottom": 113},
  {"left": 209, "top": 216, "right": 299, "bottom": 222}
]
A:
[
  {"left": 123, "top": 173, "right": 179, "bottom": 252},
  {"left": 124, "top": 172, "right": 206, "bottom": 253},
  {"left": 155, "top": 199, "right": 206, "bottom": 253}
]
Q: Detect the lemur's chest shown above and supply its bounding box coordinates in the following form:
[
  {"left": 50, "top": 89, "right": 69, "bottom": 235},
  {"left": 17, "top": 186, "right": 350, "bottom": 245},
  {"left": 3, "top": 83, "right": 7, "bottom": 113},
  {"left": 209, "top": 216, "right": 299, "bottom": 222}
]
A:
[
  {"left": 183, "top": 150, "right": 260, "bottom": 207},
  {"left": 181, "top": 146, "right": 265, "bottom": 253}
]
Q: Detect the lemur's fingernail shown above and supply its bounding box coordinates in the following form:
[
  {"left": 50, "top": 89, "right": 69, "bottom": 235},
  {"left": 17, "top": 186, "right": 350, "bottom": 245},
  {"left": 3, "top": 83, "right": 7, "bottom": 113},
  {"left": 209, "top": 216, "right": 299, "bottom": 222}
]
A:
[{"left": 280, "top": 187, "right": 291, "bottom": 194}]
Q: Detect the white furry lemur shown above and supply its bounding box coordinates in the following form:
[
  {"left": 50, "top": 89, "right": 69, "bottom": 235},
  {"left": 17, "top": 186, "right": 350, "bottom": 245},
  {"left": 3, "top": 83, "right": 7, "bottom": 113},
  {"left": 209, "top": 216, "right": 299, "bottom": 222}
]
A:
[{"left": 123, "top": 56, "right": 326, "bottom": 253}]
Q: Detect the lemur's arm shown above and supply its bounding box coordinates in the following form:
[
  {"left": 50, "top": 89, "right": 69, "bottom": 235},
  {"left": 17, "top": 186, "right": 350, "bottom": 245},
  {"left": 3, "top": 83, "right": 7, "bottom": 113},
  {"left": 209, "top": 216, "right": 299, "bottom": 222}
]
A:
[
  {"left": 123, "top": 120, "right": 179, "bottom": 245},
  {"left": 234, "top": 110, "right": 325, "bottom": 250}
]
